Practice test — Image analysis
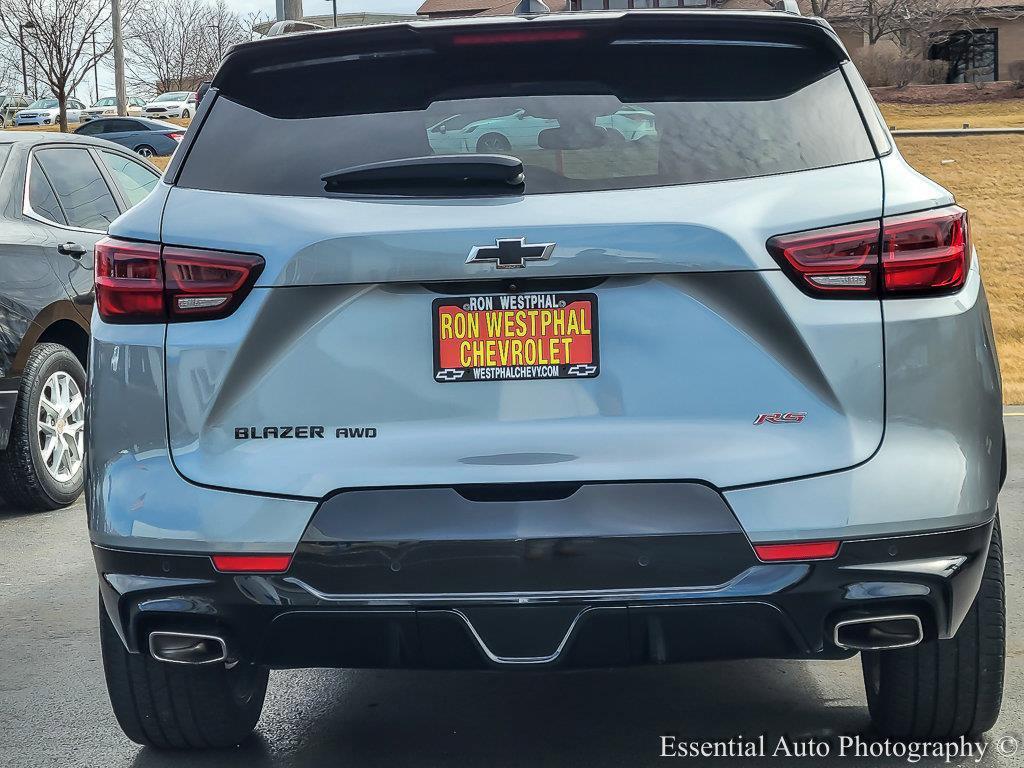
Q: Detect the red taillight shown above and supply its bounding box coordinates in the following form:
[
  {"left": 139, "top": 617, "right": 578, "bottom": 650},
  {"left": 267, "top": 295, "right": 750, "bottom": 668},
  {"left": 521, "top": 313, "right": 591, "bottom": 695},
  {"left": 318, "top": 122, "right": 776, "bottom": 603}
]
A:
[
  {"left": 767, "top": 222, "right": 880, "bottom": 296},
  {"left": 882, "top": 207, "right": 969, "bottom": 295},
  {"left": 95, "top": 238, "right": 264, "bottom": 324},
  {"left": 163, "top": 247, "right": 264, "bottom": 318},
  {"left": 767, "top": 205, "right": 970, "bottom": 298},
  {"left": 168, "top": 132, "right": 184, "bottom": 141},
  {"left": 753, "top": 541, "right": 840, "bottom": 562},
  {"left": 95, "top": 240, "right": 164, "bottom": 321},
  {"left": 451, "top": 29, "right": 587, "bottom": 45},
  {"left": 211, "top": 554, "right": 292, "bottom": 573}
]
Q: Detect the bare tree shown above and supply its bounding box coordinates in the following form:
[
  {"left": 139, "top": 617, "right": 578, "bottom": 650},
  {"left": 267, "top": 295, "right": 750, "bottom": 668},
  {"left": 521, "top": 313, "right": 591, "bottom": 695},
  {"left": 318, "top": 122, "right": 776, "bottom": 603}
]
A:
[
  {"left": 124, "top": 0, "right": 207, "bottom": 96},
  {"left": 723, "top": 0, "right": 849, "bottom": 19},
  {"left": 844, "top": 0, "right": 983, "bottom": 48},
  {"left": 0, "top": 0, "right": 115, "bottom": 130},
  {"left": 0, "top": 38, "right": 21, "bottom": 94},
  {"left": 244, "top": 10, "right": 272, "bottom": 41},
  {"left": 198, "top": 0, "right": 252, "bottom": 75},
  {"left": 126, "top": 0, "right": 251, "bottom": 97},
  {"left": 806, "top": 0, "right": 845, "bottom": 17}
]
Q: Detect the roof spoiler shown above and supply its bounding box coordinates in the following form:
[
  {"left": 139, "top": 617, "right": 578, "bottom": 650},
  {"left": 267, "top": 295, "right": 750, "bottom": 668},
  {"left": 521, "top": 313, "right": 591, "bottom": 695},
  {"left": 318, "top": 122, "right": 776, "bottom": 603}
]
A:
[{"left": 216, "top": 11, "right": 844, "bottom": 106}]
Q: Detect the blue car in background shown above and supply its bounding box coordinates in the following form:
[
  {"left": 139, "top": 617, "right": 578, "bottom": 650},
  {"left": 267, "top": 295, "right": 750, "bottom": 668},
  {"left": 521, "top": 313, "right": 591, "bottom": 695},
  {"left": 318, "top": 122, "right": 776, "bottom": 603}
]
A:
[{"left": 74, "top": 116, "right": 184, "bottom": 158}]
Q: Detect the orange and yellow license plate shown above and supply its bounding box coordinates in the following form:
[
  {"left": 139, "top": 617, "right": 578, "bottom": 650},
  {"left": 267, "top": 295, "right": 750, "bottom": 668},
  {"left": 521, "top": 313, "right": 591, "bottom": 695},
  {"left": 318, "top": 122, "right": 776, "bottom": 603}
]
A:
[{"left": 432, "top": 293, "right": 599, "bottom": 383}]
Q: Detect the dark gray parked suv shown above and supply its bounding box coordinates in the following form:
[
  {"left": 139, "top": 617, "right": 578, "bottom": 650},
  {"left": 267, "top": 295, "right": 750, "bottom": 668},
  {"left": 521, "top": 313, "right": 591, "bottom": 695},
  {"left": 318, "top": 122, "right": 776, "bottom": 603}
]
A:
[
  {"left": 0, "top": 131, "right": 160, "bottom": 509},
  {"left": 89, "top": 9, "right": 1006, "bottom": 749}
]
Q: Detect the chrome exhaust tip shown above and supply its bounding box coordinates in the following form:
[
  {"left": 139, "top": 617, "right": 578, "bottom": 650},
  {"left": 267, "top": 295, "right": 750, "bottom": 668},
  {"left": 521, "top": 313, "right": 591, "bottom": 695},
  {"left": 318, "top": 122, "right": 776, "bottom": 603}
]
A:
[
  {"left": 148, "top": 631, "right": 228, "bottom": 665},
  {"left": 833, "top": 614, "right": 924, "bottom": 651}
]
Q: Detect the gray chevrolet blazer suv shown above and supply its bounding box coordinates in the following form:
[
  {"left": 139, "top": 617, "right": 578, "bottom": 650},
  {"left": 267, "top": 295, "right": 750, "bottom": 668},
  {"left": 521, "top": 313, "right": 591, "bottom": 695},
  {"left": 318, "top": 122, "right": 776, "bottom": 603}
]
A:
[{"left": 88, "top": 9, "right": 1006, "bottom": 749}]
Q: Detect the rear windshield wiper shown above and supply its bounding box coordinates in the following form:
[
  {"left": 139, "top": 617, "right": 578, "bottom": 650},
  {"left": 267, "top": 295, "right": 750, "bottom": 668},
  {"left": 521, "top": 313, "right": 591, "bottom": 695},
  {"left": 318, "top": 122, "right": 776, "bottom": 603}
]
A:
[{"left": 321, "top": 154, "right": 525, "bottom": 196}]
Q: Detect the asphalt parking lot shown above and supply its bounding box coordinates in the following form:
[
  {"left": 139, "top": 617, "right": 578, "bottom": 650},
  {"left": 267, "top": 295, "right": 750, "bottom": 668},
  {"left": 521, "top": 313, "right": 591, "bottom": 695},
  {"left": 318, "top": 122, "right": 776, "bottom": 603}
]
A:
[{"left": 1, "top": 414, "right": 1021, "bottom": 768}]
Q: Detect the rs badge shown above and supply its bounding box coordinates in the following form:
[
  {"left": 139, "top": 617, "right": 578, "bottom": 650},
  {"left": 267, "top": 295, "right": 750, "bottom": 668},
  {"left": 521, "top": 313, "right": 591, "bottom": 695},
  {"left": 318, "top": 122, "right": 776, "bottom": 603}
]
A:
[{"left": 753, "top": 412, "right": 807, "bottom": 426}]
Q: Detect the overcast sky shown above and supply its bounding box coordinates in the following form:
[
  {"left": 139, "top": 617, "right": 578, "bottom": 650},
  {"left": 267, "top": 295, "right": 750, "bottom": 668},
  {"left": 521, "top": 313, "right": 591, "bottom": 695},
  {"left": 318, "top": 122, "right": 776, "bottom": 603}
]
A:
[{"left": 88, "top": 0, "right": 423, "bottom": 100}]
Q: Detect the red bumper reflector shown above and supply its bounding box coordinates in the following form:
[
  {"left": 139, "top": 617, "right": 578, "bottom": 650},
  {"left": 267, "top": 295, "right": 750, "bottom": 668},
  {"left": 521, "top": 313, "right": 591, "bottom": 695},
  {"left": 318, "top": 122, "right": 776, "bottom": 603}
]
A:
[
  {"left": 211, "top": 554, "right": 292, "bottom": 573},
  {"left": 753, "top": 541, "right": 840, "bottom": 562}
]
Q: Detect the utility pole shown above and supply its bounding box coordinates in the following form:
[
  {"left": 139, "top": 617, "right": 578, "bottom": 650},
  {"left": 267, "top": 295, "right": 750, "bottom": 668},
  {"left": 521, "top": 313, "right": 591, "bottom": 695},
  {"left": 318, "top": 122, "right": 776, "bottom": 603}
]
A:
[
  {"left": 111, "top": 0, "right": 127, "bottom": 115},
  {"left": 19, "top": 20, "right": 35, "bottom": 96},
  {"left": 326, "top": 0, "right": 338, "bottom": 27},
  {"left": 91, "top": 33, "right": 99, "bottom": 102}
]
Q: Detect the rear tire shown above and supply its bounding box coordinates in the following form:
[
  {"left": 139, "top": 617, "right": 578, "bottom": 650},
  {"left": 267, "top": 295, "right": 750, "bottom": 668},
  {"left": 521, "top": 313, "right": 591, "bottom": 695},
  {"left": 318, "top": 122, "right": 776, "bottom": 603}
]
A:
[
  {"left": 181, "top": 109, "right": 190, "bottom": 119},
  {"left": 476, "top": 132, "right": 511, "bottom": 153},
  {"left": 862, "top": 517, "right": 1005, "bottom": 738},
  {"left": 135, "top": 144, "right": 156, "bottom": 158},
  {"left": 0, "top": 343, "right": 86, "bottom": 510},
  {"left": 100, "top": 595, "right": 269, "bottom": 749}
]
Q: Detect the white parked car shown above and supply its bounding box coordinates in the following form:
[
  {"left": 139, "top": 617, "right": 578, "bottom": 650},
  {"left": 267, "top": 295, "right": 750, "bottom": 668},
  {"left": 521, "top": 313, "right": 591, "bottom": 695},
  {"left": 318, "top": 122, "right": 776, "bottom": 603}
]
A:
[
  {"left": 142, "top": 91, "right": 198, "bottom": 119},
  {"left": 14, "top": 98, "right": 87, "bottom": 126},
  {"left": 81, "top": 96, "right": 147, "bottom": 121}
]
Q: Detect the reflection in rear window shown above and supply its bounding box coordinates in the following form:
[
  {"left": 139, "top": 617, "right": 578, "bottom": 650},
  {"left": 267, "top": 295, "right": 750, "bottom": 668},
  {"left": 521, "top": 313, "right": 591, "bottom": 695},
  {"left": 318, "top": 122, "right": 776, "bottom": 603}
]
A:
[{"left": 178, "top": 43, "right": 874, "bottom": 197}]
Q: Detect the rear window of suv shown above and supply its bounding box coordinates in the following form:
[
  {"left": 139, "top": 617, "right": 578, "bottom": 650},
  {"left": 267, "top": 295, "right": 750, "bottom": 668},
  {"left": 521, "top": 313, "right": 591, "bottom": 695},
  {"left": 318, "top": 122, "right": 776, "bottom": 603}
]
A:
[{"left": 177, "top": 28, "right": 876, "bottom": 197}]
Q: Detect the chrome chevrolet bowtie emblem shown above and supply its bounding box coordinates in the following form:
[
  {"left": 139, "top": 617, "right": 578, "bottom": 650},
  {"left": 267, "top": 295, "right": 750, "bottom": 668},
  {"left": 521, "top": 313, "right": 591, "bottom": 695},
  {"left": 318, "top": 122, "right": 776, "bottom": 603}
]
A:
[{"left": 466, "top": 238, "right": 555, "bottom": 270}]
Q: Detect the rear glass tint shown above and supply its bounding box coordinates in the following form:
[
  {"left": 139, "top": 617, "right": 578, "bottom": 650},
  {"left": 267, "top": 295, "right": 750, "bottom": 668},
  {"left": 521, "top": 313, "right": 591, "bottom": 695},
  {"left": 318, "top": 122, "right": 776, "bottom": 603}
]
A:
[{"left": 179, "top": 34, "right": 874, "bottom": 196}]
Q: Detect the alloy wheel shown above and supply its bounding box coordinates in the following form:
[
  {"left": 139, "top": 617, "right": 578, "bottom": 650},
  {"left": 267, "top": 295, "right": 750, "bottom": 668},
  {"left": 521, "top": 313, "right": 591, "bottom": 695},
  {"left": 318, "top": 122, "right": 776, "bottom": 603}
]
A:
[
  {"left": 37, "top": 371, "right": 85, "bottom": 482},
  {"left": 478, "top": 134, "right": 511, "bottom": 153}
]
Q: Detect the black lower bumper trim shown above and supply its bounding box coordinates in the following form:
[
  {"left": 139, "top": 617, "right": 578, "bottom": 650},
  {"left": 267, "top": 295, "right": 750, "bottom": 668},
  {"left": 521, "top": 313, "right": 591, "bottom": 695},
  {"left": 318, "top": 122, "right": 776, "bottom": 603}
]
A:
[{"left": 93, "top": 518, "right": 994, "bottom": 669}]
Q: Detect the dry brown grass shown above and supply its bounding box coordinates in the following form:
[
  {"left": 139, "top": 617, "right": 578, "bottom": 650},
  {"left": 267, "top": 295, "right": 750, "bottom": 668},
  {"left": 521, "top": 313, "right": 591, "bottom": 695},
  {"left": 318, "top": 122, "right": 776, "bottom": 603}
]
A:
[
  {"left": 5, "top": 123, "right": 75, "bottom": 132},
  {"left": 896, "top": 135, "right": 1024, "bottom": 403},
  {"left": 879, "top": 100, "right": 1024, "bottom": 130}
]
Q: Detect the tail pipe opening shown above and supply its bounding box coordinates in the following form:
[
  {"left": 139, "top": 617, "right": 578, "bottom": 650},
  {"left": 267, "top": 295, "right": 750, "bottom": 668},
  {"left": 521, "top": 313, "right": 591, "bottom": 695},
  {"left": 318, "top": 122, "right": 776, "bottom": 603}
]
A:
[
  {"left": 148, "top": 631, "right": 228, "bottom": 665},
  {"left": 833, "top": 614, "right": 924, "bottom": 651}
]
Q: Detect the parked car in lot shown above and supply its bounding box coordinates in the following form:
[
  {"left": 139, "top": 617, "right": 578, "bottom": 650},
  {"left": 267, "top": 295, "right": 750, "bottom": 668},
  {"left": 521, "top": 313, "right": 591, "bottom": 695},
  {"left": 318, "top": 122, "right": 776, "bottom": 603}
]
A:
[
  {"left": 90, "top": 9, "right": 1006, "bottom": 750},
  {"left": 142, "top": 91, "right": 198, "bottom": 119},
  {"left": 75, "top": 117, "right": 184, "bottom": 157},
  {"left": 428, "top": 105, "right": 657, "bottom": 154},
  {"left": 80, "top": 96, "right": 147, "bottom": 121},
  {"left": 0, "top": 131, "right": 160, "bottom": 510},
  {"left": 0, "top": 93, "right": 32, "bottom": 128},
  {"left": 13, "top": 98, "right": 87, "bottom": 126}
]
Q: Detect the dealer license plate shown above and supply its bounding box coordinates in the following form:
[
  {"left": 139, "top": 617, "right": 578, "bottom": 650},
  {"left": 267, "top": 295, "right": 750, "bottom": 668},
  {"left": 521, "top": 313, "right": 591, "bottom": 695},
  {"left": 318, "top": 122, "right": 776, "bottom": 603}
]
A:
[{"left": 432, "top": 293, "right": 599, "bottom": 383}]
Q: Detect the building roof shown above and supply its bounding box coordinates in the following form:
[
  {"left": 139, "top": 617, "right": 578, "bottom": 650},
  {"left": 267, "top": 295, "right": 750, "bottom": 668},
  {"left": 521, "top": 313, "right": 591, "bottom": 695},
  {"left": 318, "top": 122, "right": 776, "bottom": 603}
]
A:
[
  {"left": 721, "top": 0, "right": 1024, "bottom": 15},
  {"left": 418, "top": 0, "right": 1024, "bottom": 18},
  {"left": 966, "top": 0, "right": 1024, "bottom": 10},
  {"left": 417, "top": 0, "right": 568, "bottom": 16}
]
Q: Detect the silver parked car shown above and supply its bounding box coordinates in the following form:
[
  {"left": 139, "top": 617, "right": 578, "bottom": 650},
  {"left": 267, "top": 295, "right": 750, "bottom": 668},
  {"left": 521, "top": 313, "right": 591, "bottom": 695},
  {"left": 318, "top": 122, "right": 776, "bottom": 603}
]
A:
[
  {"left": 0, "top": 93, "right": 32, "bottom": 127},
  {"left": 88, "top": 9, "right": 1006, "bottom": 749},
  {"left": 13, "top": 97, "right": 87, "bottom": 125},
  {"left": 80, "top": 96, "right": 147, "bottom": 121}
]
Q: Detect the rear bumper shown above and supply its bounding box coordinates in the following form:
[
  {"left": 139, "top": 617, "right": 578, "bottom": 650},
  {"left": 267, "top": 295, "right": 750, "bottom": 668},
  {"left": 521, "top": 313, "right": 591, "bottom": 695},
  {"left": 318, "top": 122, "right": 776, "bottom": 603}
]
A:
[{"left": 95, "top": 517, "right": 994, "bottom": 669}]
